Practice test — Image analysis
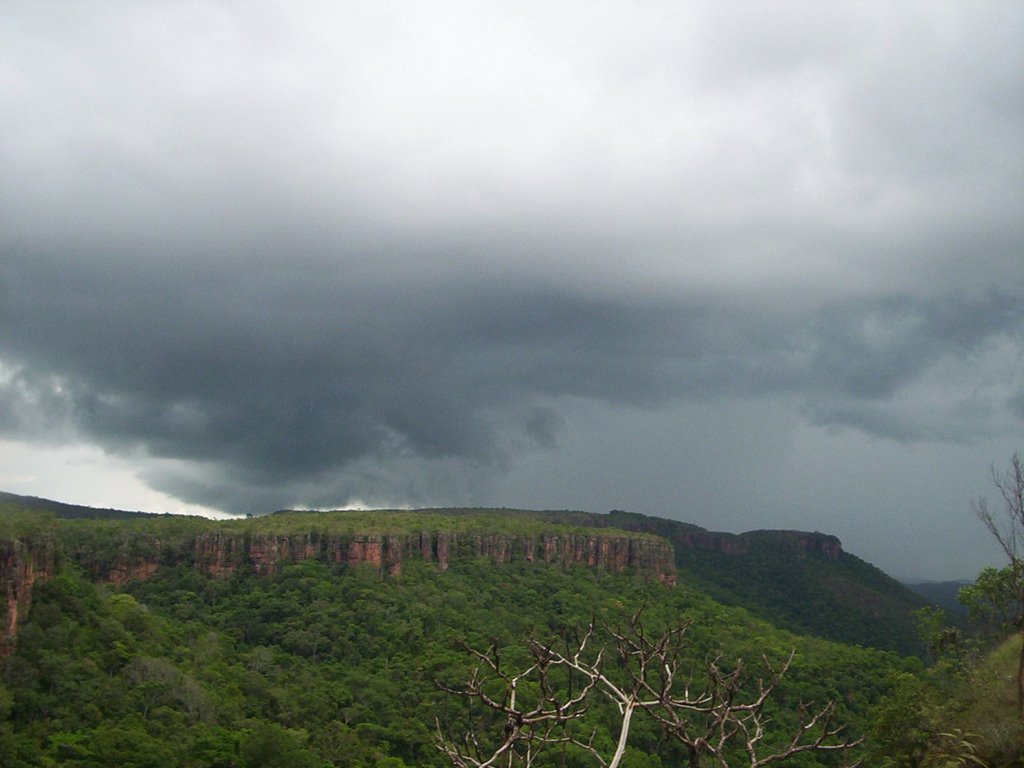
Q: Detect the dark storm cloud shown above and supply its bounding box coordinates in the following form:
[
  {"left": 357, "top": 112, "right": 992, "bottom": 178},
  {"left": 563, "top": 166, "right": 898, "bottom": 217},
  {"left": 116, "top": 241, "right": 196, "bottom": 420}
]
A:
[
  {"left": 803, "top": 293, "right": 1023, "bottom": 400},
  {"left": 2, "top": 246, "right": 1021, "bottom": 511},
  {"left": 1, "top": 0, "right": 1022, "bottom": 527},
  {"left": 1010, "top": 390, "right": 1024, "bottom": 422}
]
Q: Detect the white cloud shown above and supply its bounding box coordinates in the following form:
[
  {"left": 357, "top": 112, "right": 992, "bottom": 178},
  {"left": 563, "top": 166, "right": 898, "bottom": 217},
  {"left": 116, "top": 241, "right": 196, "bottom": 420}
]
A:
[{"left": 0, "top": 438, "right": 229, "bottom": 517}]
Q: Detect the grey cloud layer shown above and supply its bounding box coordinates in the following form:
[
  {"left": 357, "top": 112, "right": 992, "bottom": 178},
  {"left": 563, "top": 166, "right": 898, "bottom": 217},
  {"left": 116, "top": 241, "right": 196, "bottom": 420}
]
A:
[
  {"left": 3, "top": 2, "right": 1021, "bottom": 292},
  {"left": 1, "top": 1, "right": 1022, "bottom": 515},
  {"left": 2, "top": 251, "right": 1021, "bottom": 510}
]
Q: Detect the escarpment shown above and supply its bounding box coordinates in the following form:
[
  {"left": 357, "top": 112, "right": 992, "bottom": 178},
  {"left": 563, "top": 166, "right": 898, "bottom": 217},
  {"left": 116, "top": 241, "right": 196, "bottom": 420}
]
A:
[
  {"left": 1, "top": 536, "right": 56, "bottom": 656},
  {"left": 0, "top": 520, "right": 675, "bottom": 654},
  {"left": 616, "top": 513, "right": 843, "bottom": 561},
  {"left": 190, "top": 529, "right": 676, "bottom": 583},
  {"left": 671, "top": 529, "right": 843, "bottom": 561}
]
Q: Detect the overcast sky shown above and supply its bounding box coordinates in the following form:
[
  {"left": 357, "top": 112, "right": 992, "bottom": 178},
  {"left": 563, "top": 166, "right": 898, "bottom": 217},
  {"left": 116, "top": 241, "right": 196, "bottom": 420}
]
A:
[{"left": 1, "top": 1, "right": 1022, "bottom": 580}]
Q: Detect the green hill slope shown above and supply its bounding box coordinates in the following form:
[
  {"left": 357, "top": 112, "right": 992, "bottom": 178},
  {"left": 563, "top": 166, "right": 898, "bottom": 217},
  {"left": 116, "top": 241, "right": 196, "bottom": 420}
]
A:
[
  {"left": 1, "top": 493, "right": 933, "bottom": 655},
  {"left": 0, "top": 497, "right": 919, "bottom": 767},
  {"left": 0, "top": 490, "right": 156, "bottom": 520},
  {"left": 903, "top": 579, "right": 971, "bottom": 618},
  {"left": 476, "top": 508, "right": 931, "bottom": 655},
  {"left": 0, "top": 520, "right": 911, "bottom": 766},
  {"left": 669, "top": 527, "right": 930, "bottom": 655}
]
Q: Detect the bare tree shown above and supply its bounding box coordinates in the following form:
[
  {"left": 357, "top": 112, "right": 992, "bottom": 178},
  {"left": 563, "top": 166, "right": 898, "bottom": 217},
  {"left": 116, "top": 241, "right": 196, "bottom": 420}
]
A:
[
  {"left": 976, "top": 452, "right": 1024, "bottom": 565},
  {"left": 435, "top": 634, "right": 602, "bottom": 768},
  {"left": 437, "top": 613, "right": 862, "bottom": 767},
  {"left": 971, "top": 451, "right": 1024, "bottom": 715},
  {"left": 601, "top": 614, "right": 860, "bottom": 768}
]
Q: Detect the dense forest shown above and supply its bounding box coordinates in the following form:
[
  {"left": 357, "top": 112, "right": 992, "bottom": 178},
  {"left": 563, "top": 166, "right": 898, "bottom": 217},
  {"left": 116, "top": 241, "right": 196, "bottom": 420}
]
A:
[
  {"left": 518, "top": 509, "right": 932, "bottom": 656},
  {"left": 0, "top": 497, "right": 1021, "bottom": 766}
]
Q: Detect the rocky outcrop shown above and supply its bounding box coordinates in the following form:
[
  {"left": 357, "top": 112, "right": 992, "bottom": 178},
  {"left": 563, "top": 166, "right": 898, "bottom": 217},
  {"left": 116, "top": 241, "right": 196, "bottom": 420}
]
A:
[
  {"left": 736, "top": 530, "right": 843, "bottom": 561},
  {"left": 189, "top": 530, "right": 676, "bottom": 584},
  {"left": 436, "top": 532, "right": 676, "bottom": 585},
  {"left": 663, "top": 530, "right": 841, "bottom": 560},
  {"left": 1, "top": 536, "right": 56, "bottom": 656},
  {"left": 0, "top": 525, "right": 675, "bottom": 654},
  {"left": 789, "top": 532, "right": 842, "bottom": 561},
  {"left": 105, "top": 560, "right": 162, "bottom": 586},
  {"left": 592, "top": 511, "right": 844, "bottom": 564},
  {"left": 671, "top": 531, "right": 749, "bottom": 555}
]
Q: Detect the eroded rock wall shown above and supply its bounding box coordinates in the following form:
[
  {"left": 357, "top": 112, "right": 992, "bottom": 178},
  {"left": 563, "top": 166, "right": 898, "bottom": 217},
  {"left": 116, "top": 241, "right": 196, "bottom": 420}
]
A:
[
  {"left": 1, "top": 536, "right": 55, "bottom": 656},
  {"left": 0, "top": 527, "right": 675, "bottom": 653},
  {"left": 186, "top": 530, "right": 675, "bottom": 584}
]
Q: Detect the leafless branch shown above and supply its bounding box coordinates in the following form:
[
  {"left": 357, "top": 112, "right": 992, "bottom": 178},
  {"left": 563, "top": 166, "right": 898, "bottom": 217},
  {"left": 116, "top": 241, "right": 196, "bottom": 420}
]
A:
[
  {"left": 971, "top": 451, "right": 1024, "bottom": 717},
  {"left": 437, "top": 613, "right": 863, "bottom": 767}
]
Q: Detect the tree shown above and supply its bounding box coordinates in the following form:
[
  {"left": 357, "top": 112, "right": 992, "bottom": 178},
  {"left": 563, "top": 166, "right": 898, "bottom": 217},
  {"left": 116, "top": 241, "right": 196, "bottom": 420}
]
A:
[
  {"left": 968, "top": 451, "right": 1024, "bottom": 716},
  {"left": 436, "top": 613, "right": 862, "bottom": 768},
  {"left": 239, "top": 723, "right": 324, "bottom": 768},
  {"left": 435, "top": 631, "right": 601, "bottom": 768}
]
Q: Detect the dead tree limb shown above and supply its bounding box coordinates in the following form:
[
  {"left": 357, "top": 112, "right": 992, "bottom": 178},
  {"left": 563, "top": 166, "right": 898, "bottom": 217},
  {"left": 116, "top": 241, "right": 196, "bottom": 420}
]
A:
[{"left": 437, "top": 612, "right": 862, "bottom": 767}]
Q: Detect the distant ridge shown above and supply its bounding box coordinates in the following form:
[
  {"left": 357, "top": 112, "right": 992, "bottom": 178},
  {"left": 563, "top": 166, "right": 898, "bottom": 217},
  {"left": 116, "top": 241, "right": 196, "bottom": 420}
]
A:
[
  {"left": 903, "top": 579, "right": 971, "bottom": 618},
  {"left": 0, "top": 490, "right": 162, "bottom": 520},
  {"left": 302, "top": 505, "right": 934, "bottom": 655},
  {"left": 2, "top": 491, "right": 934, "bottom": 654},
  {"left": 508, "top": 508, "right": 932, "bottom": 656}
]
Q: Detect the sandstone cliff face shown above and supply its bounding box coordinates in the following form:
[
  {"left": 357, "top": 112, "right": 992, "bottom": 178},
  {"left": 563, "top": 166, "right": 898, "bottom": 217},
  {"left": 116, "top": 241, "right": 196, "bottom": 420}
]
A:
[
  {"left": 0, "top": 527, "right": 675, "bottom": 653},
  {"left": 598, "top": 511, "right": 844, "bottom": 564},
  {"left": 1, "top": 536, "right": 56, "bottom": 656},
  {"left": 668, "top": 530, "right": 842, "bottom": 560},
  {"left": 787, "top": 532, "right": 842, "bottom": 560},
  {"left": 732, "top": 530, "right": 843, "bottom": 561},
  {"left": 189, "top": 530, "right": 676, "bottom": 585},
  {"left": 667, "top": 532, "right": 843, "bottom": 561},
  {"left": 671, "top": 531, "right": 749, "bottom": 555}
]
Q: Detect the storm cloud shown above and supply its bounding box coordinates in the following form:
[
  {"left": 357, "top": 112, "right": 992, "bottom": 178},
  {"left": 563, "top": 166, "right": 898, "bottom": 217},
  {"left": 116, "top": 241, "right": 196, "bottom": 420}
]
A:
[{"left": 1, "top": 1, "right": 1022, "bottom": 577}]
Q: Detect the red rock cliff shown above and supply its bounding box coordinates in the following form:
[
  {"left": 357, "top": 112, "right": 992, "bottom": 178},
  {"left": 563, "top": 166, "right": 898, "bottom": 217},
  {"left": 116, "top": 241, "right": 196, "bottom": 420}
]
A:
[
  {"left": 189, "top": 530, "right": 676, "bottom": 585},
  {"left": 0, "top": 527, "right": 675, "bottom": 653},
  {"left": 1, "top": 536, "right": 56, "bottom": 656}
]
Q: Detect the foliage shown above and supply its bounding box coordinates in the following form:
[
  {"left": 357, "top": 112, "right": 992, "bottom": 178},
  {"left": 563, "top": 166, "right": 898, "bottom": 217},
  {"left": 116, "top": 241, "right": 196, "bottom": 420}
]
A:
[
  {"left": 958, "top": 565, "right": 1023, "bottom": 633},
  {"left": 0, "top": 505, "right": 58, "bottom": 538},
  {"left": 969, "top": 452, "right": 1024, "bottom": 717},
  {"left": 1, "top": 498, "right": 932, "bottom": 656},
  {"left": 869, "top": 633, "right": 1024, "bottom": 767},
  {"left": 870, "top": 584, "right": 1024, "bottom": 768},
  {"left": 439, "top": 614, "right": 862, "bottom": 767},
  {"left": 232, "top": 508, "right": 666, "bottom": 540},
  {"left": 669, "top": 534, "right": 928, "bottom": 656},
  {"left": 0, "top": 536, "right": 909, "bottom": 767},
  {"left": 524, "top": 508, "right": 932, "bottom": 655}
]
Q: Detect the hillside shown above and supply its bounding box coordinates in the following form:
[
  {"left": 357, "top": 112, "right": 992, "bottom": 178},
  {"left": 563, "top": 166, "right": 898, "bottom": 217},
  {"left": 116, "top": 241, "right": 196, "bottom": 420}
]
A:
[
  {"left": 436, "top": 507, "right": 932, "bottom": 655},
  {"left": 1, "top": 493, "right": 933, "bottom": 655},
  {"left": 0, "top": 497, "right": 913, "bottom": 767},
  {"left": 903, "top": 579, "right": 972, "bottom": 618},
  {"left": 1, "top": 503, "right": 675, "bottom": 654},
  {"left": 0, "top": 490, "right": 155, "bottom": 520},
  {"left": 664, "top": 526, "right": 930, "bottom": 656}
]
